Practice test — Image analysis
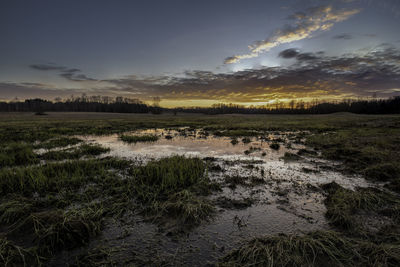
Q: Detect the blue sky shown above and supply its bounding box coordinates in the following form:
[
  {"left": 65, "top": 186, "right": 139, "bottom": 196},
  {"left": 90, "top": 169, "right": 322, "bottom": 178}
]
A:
[{"left": 1, "top": 0, "right": 400, "bottom": 106}]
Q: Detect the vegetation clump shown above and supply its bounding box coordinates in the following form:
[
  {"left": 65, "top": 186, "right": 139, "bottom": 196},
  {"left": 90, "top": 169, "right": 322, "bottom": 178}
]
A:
[
  {"left": 36, "top": 137, "right": 82, "bottom": 149},
  {"left": 242, "top": 137, "right": 251, "bottom": 144},
  {"left": 230, "top": 138, "right": 239, "bottom": 145},
  {"left": 282, "top": 152, "right": 301, "bottom": 160},
  {"left": 126, "top": 156, "right": 216, "bottom": 226},
  {"left": 269, "top": 143, "right": 280, "bottom": 150},
  {"left": 321, "top": 182, "right": 400, "bottom": 231},
  {"left": 307, "top": 127, "right": 400, "bottom": 192},
  {"left": 218, "top": 231, "right": 400, "bottom": 267},
  {"left": 40, "top": 143, "right": 109, "bottom": 160},
  {"left": 120, "top": 134, "right": 159, "bottom": 143},
  {"left": 214, "top": 130, "right": 259, "bottom": 137},
  {"left": 0, "top": 142, "right": 38, "bottom": 167}
]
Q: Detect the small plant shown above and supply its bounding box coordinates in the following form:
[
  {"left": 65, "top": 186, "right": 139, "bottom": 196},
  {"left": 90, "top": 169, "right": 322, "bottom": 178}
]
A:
[
  {"left": 37, "top": 137, "right": 82, "bottom": 149},
  {"left": 231, "top": 138, "right": 239, "bottom": 145},
  {"left": 321, "top": 182, "right": 399, "bottom": 231},
  {"left": 282, "top": 152, "right": 301, "bottom": 160},
  {"left": 269, "top": 143, "right": 280, "bottom": 150},
  {"left": 40, "top": 144, "right": 109, "bottom": 160},
  {"left": 242, "top": 137, "right": 251, "bottom": 144},
  {"left": 0, "top": 142, "right": 38, "bottom": 167},
  {"left": 120, "top": 134, "right": 159, "bottom": 143}
]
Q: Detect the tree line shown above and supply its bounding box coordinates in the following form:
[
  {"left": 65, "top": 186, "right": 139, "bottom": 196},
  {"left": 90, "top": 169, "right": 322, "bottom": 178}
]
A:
[
  {"left": 0, "top": 95, "right": 399, "bottom": 114},
  {"left": 177, "top": 97, "right": 400, "bottom": 115}
]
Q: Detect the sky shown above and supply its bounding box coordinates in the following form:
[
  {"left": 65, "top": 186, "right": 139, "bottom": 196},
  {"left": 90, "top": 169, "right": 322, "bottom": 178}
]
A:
[{"left": 1, "top": 0, "right": 400, "bottom": 107}]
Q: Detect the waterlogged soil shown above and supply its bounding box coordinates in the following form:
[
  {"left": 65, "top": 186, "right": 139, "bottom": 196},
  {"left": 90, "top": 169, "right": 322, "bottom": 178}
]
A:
[{"left": 55, "top": 129, "right": 374, "bottom": 265}]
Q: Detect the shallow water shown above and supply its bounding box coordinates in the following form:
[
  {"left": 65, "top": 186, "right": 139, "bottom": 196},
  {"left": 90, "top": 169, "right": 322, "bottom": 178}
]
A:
[{"left": 71, "top": 128, "right": 373, "bottom": 265}]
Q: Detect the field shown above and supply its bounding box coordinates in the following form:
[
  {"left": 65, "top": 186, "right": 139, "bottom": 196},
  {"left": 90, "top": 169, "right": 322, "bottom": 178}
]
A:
[{"left": 0, "top": 112, "right": 400, "bottom": 266}]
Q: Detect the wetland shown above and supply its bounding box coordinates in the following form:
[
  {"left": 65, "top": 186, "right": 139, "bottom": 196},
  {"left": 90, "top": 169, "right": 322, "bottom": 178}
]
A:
[{"left": 0, "top": 112, "right": 399, "bottom": 266}]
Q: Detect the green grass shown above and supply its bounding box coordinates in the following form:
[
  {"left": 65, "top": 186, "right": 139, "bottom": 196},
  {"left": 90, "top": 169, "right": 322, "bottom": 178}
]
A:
[
  {"left": 218, "top": 231, "right": 400, "bottom": 267},
  {"left": 160, "top": 190, "right": 214, "bottom": 225},
  {"left": 36, "top": 137, "right": 82, "bottom": 149},
  {"left": 321, "top": 182, "right": 400, "bottom": 231},
  {"left": 0, "top": 238, "right": 38, "bottom": 266},
  {"left": 119, "top": 134, "right": 159, "bottom": 143},
  {"left": 40, "top": 143, "right": 110, "bottom": 160},
  {"left": 125, "top": 156, "right": 216, "bottom": 226},
  {"left": 0, "top": 158, "right": 127, "bottom": 196},
  {"left": 0, "top": 142, "right": 38, "bottom": 168},
  {"left": 214, "top": 129, "right": 260, "bottom": 137},
  {"left": 307, "top": 127, "right": 400, "bottom": 192},
  {"left": 0, "top": 155, "right": 216, "bottom": 265}
]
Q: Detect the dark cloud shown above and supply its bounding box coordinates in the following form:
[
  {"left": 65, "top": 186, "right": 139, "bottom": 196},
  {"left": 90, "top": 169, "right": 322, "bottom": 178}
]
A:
[
  {"left": 296, "top": 52, "right": 320, "bottom": 61},
  {"left": 279, "top": 49, "right": 322, "bottom": 61},
  {"left": 333, "top": 33, "right": 353, "bottom": 40},
  {"left": 59, "top": 68, "right": 96, "bottom": 82},
  {"left": 29, "top": 63, "right": 67, "bottom": 71},
  {"left": 30, "top": 63, "right": 96, "bottom": 82},
  {"left": 278, "top": 48, "right": 300, "bottom": 58}
]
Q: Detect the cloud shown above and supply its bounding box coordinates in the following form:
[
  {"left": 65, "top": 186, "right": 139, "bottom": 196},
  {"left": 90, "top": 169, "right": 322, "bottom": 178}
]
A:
[
  {"left": 224, "top": 5, "right": 360, "bottom": 64},
  {"left": 278, "top": 48, "right": 300, "bottom": 58},
  {"left": 30, "top": 63, "right": 96, "bottom": 82},
  {"left": 279, "top": 49, "right": 323, "bottom": 61},
  {"left": 296, "top": 52, "right": 320, "bottom": 61},
  {"left": 29, "top": 63, "right": 67, "bottom": 71},
  {"left": 105, "top": 46, "right": 400, "bottom": 103},
  {"left": 12, "top": 46, "right": 400, "bottom": 104},
  {"left": 333, "top": 33, "right": 353, "bottom": 39}
]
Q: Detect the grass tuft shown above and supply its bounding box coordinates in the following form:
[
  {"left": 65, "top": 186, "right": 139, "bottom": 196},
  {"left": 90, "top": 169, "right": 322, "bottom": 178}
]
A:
[
  {"left": 219, "top": 230, "right": 400, "bottom": 266},
  {"left": 119, "top": 134, "right": 158, "bottom": 143}
]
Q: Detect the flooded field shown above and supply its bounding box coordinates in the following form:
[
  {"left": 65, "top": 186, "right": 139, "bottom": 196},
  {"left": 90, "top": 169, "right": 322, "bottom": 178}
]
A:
[
  {"left": 46, "top": 128, "right": 371, "bottom": 265},
  {"left": 1, "top": 113, "right": 399, "bottom": 266}
]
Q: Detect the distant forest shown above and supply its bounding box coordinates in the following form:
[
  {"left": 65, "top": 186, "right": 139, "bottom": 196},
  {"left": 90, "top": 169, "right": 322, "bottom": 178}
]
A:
[{"left": 0, "top": 95, "right": 399, "bottom": 115}]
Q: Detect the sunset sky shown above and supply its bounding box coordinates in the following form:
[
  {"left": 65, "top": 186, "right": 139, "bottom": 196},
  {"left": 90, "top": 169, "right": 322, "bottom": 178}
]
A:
[{"left": 1, "top": 0, "right": 400, "bottom": 107}]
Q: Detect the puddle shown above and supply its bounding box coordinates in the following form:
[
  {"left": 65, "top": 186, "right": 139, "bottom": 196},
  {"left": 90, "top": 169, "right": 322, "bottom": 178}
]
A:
[{"left": 63, "top": 128, "right": 374, "bottom": 265}]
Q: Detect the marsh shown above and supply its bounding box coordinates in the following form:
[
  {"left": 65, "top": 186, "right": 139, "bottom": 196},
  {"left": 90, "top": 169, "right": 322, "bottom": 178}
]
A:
[{"left": 0, "top": 112, "right": 399, "bottom": 266}]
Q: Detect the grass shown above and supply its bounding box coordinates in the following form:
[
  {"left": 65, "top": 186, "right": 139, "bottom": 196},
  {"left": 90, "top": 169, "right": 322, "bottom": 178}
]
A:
[
  {"left": 219, "top": 182, "right": 400, "bottom": 266},
  {"left": 0, "top": 142, "right": 38, "bottom": 168},
  {"left": 119, "top": 134, "right": 158, "bottom": 143},
  {"left": 125, "top": 156, "right": 217, "bottom": 227},
  {"left": 0, "top": 198, "right": 33, "bottom": 224},
  {"left": 214, "top": 129, "right": 260, "bottom": 137},
  {"left": 72, "top": 246, "right": 115, "bottom": 267},
  {"left": 36, "top": 137, "right": 82, "bottom": 149},
  {"left": 0, "top": 156, "right": 161, "bottom": 265},
  {"left": 160, "top": 190, "right": 214, "bottom": 225},
  {"left": 321, "top": 182, "right": 400, "bottom": 231},
  {"left": 307, "top": 127, "right": 400, "bottom": 192},
  {"left": 40, "top": 143, "right": 110, "bottom": 160},
  {"left": 0, "top": 238, "right": 38, "bottom": 266},
  {"left": 0, "top": 158, "right": 126, "bottom": 196},
  {"left": 282, "top": 152, "right": 301, "bottom": 160},
  {"left": 218, "top": 231, "right": 400, "bottom": 267},
  {"left": 0, "top": 112, "right": 400, "bottom": 265}
]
